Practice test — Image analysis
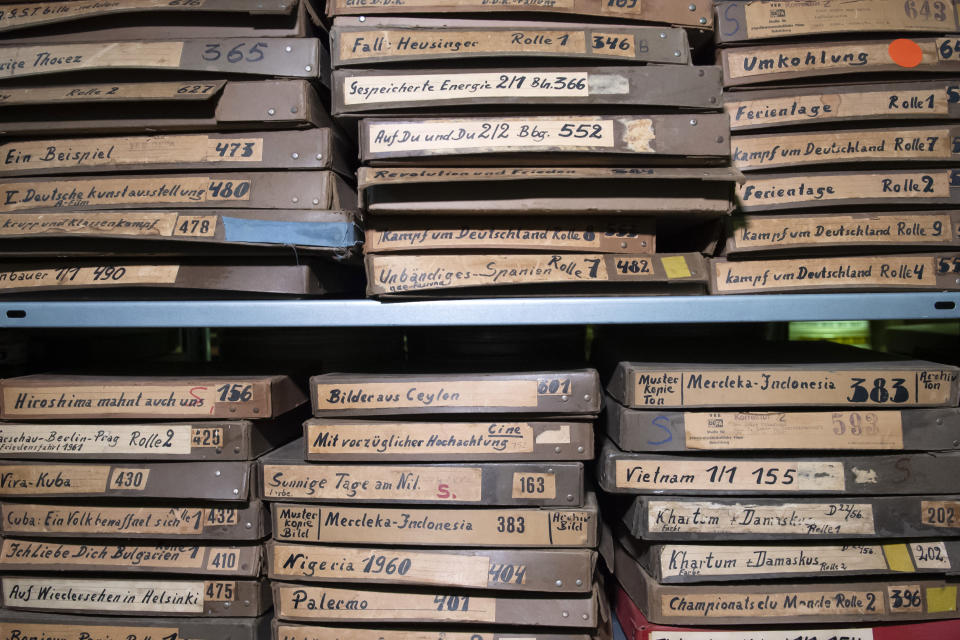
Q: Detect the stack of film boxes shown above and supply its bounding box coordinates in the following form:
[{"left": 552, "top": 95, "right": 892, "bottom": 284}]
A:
[
  {"left": 711, "top": 0, "right": 960, "bottom": 295},
  {"left": 0, "top": 372, "right": 308, "bottom": 640},
  {"left": 326, "top": 0, "right": 739, "bottom": 298},
  {"left": 0, "top": 0, "right": 362, "bottom": 298},
  {"left": 262, "top": 368, "right": 607, "bottom": 640},
  {"left": 594, "top": 341, "right": 960, "bottom": 638}
]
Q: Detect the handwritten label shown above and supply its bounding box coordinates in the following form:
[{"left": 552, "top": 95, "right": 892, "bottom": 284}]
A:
[
  {"left": 0, "top": 80, "right": 225, "bottom": 106},
  {"left": 659, "top": 544, "right": 889, "bottom": 578},
  {"left": 274, "top": 504, "right": 592, "bottom": 547},
  {"left": 0, "top": 136, "right": 262, "bottom": 173},
  {"left": 307, "top": 422, "right": 536, "bottom": 456},
  {"left": 366, "top": 118, "right": 616, "bottom": 153},
  {"left": 315, "top": 381, "right": 537, "bottom": 411},
  {"left": 340, "top": 29, "right": 586, "bottom": 61},
  {"left": 272, "top": 544, "right": 489, "bottom": 587},
  {"left": 733, "top": 214, "right": 955, "bottom": 249},
  {"left": 714, "top": 256, "right": 938, "bottom": 292},
  {"left": 0, "top": 43, "right": 184, "bottom": 79},
  {"left": 108, "top": 468, "right": 150, "bottom": 491},
  {"left": 646, "top": 501, "right": 876, "bottom": 535},
  {"left": 2, "top": 381, "right": 263, "bottom": 417},
  {"left": 683, "top": 411, "right": 904, "bottom": 450},
  {"left": 0, "top": 623, "right": 185, "bottom": 640},
  {"left": 630, "top": 368, "right": 956, "bottom": 407},
  {"left": 922, "top": 500, "right": 960, "bottom": 527},
  {"left": 334, "top": 0, "right": 576, "bottom": 9},
  {"left": 0, "top": 464, "right": 109, "bottom": 494},
  {"left": 911, "top": 541, "right": 951, "bottom": 569},
  {"left": 738, "top": 0, "right": 958, "bottom": 39},
  {"left": 2, "top": 577, "right": 204, "bottom": 613},
  {"left": 726, "top": 41, "right": 946, "bottom": 82},
  {"left": 738, "top": 171, "right": 951, "bottom": 208},
  {"left": 511, "top": 472, "right": 556, "bottom": 499},
  {"left": 660, "top": 589, "right": 884, "bottom": 618},
  {"left": 0, "top": 212, "right": 220, "bottom": 238},
  {"left": 0, "top": 265, "right": 180, "bottom": 290},
  {"left": 0, "top": 0, "right": 209, "bottom": 30},
  {"left": 0, "top": 423, "right": 194, "bottom": 456},
  {"left": 0, "top": 539, "right": 231, "bottom": 570},
  {"left": 887, "top": 584, "right": 923, "bottom": 612},
  {"left": 344, "top": 72, "right": 588, "bottom": 105},
  {"left": 726, "top": 89, "right": 950, "bottom": 129},
  {"left": 277, "top": 585, "right": 496, "bottom": 621},
  {"left": 616, "top": 460, "right": 844, "bottom": 492},
  {"left": 1, "top": 504, "right": 238, "bottom": 535},
  {"left": 733, "top": 129, "right": 954, "bottom": 170},
  {"left": 0, "top": 176, "right": 251, "bottom": 212},
  {"left": 263, "top": 465, "right": 483, "bottom": 502}
]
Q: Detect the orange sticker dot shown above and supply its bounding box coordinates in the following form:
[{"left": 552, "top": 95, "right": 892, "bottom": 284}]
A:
[{"left": 889, "top": 38, "right": 923, "bottom": 68}]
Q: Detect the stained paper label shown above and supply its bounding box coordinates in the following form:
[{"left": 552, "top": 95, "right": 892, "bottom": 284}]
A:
[
  {"left": 714, "top": 256, "right": 938, "bottom": 292},
  {"left": 0, "top": 42, "right": 185, "bottom": 79},
  {"left": 366, "top": 118, "right": 616, "bottom": 153},
  {"left": 307, "top": 422, "right": 536, "bottom": 456},
  {"left": 911, "top": 541, "right": 951, "bottom": 569},
  {"left": 646, "top": 501, "right": 876, "bottom": 535},
  {"left": 0, "top": 265, "right": 180, "bottom": 290},
  {"left": 0, "top": 464, "right": 110, "bottom": 494},
  {"left": 921, "top": 500, "right": 960, "bottom": 527},
  {"left": 274, "top": 504, "right": 591, "bottom": 547},
  {"left": 511, "top": 472, "right": 556, "bottom": 499},
  {"left": 651, "top": 632, "right": 874, "bottom": 640},
  {"left": 0, "top": 81, "right": 224, "bottom": 105},
  {"left": 1, "top": 577, "right": 204, "bottom": 613},
  {"left": 277, "top": 585, "right": 496, "bottom": 621},
  {"left": 262, "top": 465, "right": 483, "bottom": 502},
  {"left": 660, "top": 589, "right": 884, "bottom": 617},
  {"left": 683, "top": 411, "right": 904, "bottom": 450},
  {"left": 0, "top": 504, "right": 237, "bottom": 535},
  {"left": 738, "top": 171, "right": 951, "bottom": 208},
  {"left": 0, "top": 539, "right": 212, "bottom": 570},
  {"left": 740, "top": 0, "right": 957, "bottom": 38},
  {"left": 315, "top": 381, "right": 537, "bottom": 411},
  {"left": 727, "top": 89, "right": 950, "bottom": 128},
  {"left": 0, "top": 423, "right": 193, "bottom": 455},
  {"left": 340, "top": 29, "right": 587, "bottom": 61},
  {"left": 659, "top": 544, "right": 888, "bottom": 578},
  {"left": 733, "top": 215, "right": 954, "bottom": 248},
  {"left": 271, "top": 544, "right": 490, "bottom": 587},
  {"left": 0, "top": 0, "right": 208, "bottom": 30}
]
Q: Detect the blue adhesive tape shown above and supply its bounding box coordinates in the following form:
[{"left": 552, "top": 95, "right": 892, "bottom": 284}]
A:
[{"left": 221, "top": 218, "right": 358, "bottom": 247}]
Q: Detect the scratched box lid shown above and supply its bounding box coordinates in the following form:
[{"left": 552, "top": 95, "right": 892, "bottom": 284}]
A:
[
  {"left": 0, "top": 610, "right": 272, "bottom": 640},
  {"left": 333, "top": 65, "right": 723, "bottom": 117},
  {"left": 0, "top": 575, "right": 271, "bottom": 617},
  {"left": 358, "top": 114, "right": 729, "bottom": 166},
  {"left": 0, "top": 209, "right": 362, "bottom": 260},
  {"left": 330, "top": 17, "right": 691, "bottom": 68},
  {"left": 0, "top": 38, "right": 325, "bottom": 84},
  {"left": 0, "top": 129, "right": 352, "bottom": 178},
  {"left": 612, "top": 538, "right": 960, "bottom": 626},
  {"left": 0, "top": 0, "right": 323, "bottom": 39},
  {"left": 613, "top": 579, "right": 960, "bottom": 640},
  {"left": 0, "top": 79, "right": 332, "bottom": 138},
  {"left": 0, "top": 373, "right": 306, "bottom": 420},
  {"left": 603, "top": 395, "right": 960, "bottom": 453},
  {"left": 328, "top": 0, "right": 711, "bottom": 29},
  {"left": 715, "top": 0, "right": 960, "bottom": 44},
  {"left": 597, "top": 437, "right": 960, "bottom": 496},
  {"left": 358, "top": 166, "right": 741, "bottom": 216}
]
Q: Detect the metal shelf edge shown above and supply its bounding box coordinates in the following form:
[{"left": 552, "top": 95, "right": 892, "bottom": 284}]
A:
[{"left": 0, "top": 293, "right": 957, "bottom": 327}]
